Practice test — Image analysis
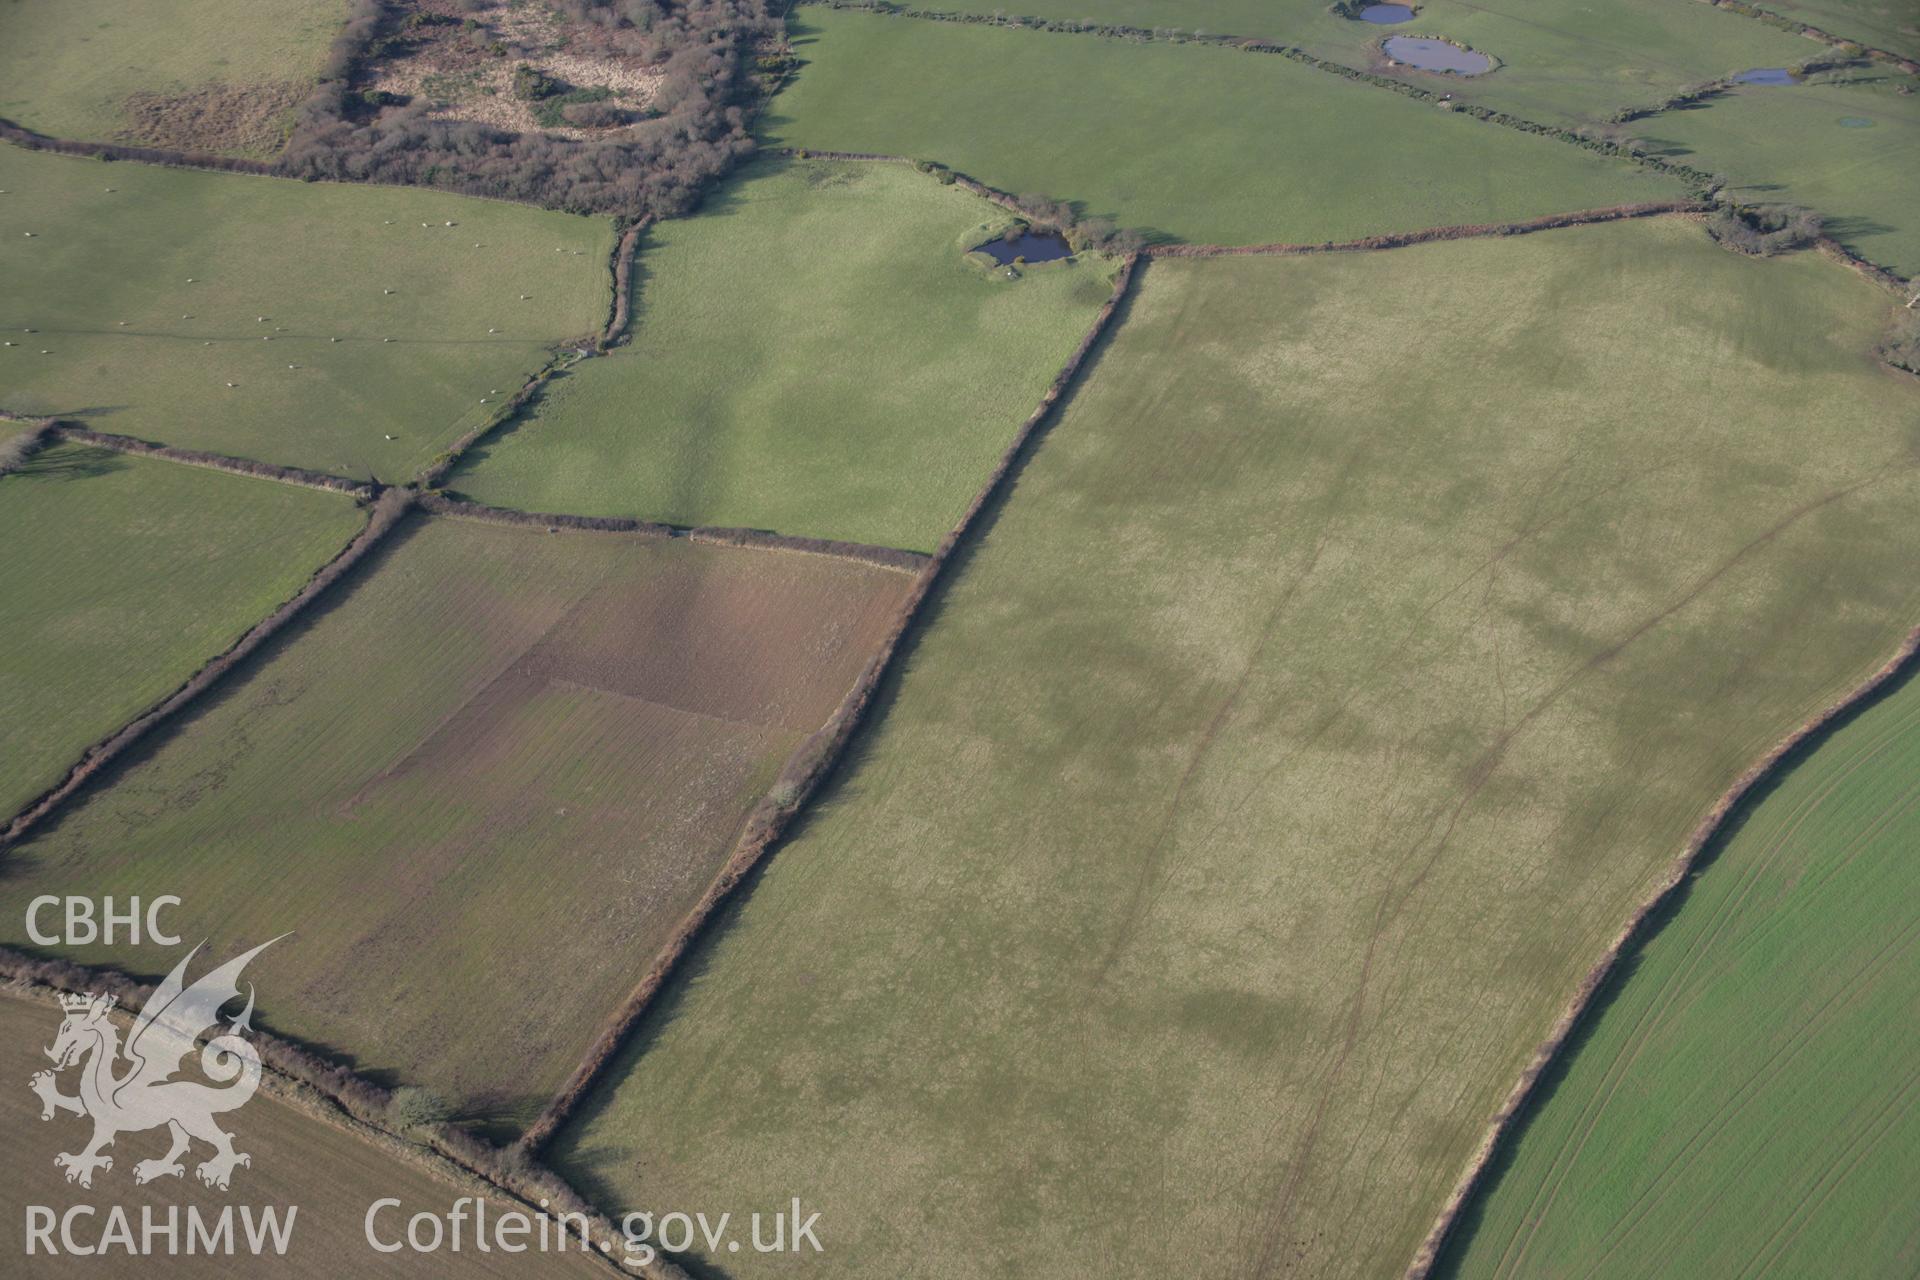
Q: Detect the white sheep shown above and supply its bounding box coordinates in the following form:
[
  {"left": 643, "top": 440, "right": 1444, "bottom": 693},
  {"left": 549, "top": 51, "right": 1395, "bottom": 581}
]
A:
[{"left": 226, "top": 382, "right": 237, "bottom": 388}]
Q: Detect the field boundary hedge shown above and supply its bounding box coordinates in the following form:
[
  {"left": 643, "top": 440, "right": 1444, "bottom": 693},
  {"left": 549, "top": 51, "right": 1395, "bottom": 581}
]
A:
[
  {"left": 601, "top": 218, "right": 652, "bottom": 350},
  {"left": 417, "top": 491, "right": 931, "bottom": 572},
  {"left": 1407, "top": 620, "right": 1920, "bottom": 1278},
  {"left": 0, "top": 415, "right": 56, "bottom": 478},
  {"left": 518, "top": 251, "right": 1144, "bottom": 1153},
  {"left": 1143, "top": 201, "right": 1707, "bottom": 256},
  {"left": 0, "top": 488, "right": 413, "bottom": 848},
  {"left": 0, "top": 963, "right": 676, "bottom": 1280},
  {"left": 46, "top": 425, "right": 380, "bottom": 498}
]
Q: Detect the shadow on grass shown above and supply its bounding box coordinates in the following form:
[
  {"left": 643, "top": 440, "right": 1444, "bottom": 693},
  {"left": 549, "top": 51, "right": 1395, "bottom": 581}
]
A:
[
  {"left": 1429, "top": 646, "right": 1920, "bottom": 1275},
  {"left": 8, "top": 444, "right": 128, "bottom": 482}
]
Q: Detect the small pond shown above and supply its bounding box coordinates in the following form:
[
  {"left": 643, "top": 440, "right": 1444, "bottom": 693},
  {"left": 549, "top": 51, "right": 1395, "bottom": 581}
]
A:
[
  {"left": 1383, "top": 35, "right": 1492, "bottom": 74},
  {"left": 1358, "top": 4, "right": 1415, "bottom": 22},
  {"left": 1733, "top": 67, "right": 1795, "bottom": 84},
  {"left": 1838, "top": 115, "right": 1876, "bottom": 127},
  {"left": 974, "top": 230, "right": 1073, "bottom": 266}
]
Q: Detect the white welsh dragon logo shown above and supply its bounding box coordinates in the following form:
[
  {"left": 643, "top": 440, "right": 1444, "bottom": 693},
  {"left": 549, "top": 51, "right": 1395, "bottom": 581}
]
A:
[{"left": 29, "top": 937, "right": 283, "bottom": 1191}]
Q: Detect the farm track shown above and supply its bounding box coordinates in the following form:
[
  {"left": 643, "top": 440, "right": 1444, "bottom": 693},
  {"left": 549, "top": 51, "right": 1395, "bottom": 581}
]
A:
[{"left": 1407, "top": 621, "right": 1920, "bottom": 1279}]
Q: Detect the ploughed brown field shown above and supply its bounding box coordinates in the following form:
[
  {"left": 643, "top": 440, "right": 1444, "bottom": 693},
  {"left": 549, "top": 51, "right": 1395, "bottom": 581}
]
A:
[
  {"left": 0, "top": 514, "right": 916, "bottom": 1133},
  {"left": 0, "top": 991, "right": 607, "bottom": 1277}
]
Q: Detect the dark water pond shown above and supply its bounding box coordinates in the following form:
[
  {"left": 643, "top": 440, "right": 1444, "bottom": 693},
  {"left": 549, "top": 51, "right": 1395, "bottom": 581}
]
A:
[
  {"left": 1359, "top": 4, "right": 1415, "bottom": 22},
  {"left": 975, "top": 231, "right": 1073, "bottom": 266},
  {"left": 1734, "top": 67, "right": 1795, "bottom": 84},
  {"left": 1383, "top": 35, "right": 1492, "bottom": 74}
]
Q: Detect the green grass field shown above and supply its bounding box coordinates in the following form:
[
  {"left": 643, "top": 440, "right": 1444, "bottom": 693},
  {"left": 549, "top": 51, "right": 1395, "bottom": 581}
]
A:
[
  {"left": 453, "top": 157, "right": 1116, "bottom": 550},
  {"left": 0, "top": 147, "right": 612, "bottom": 477},
  {"left": 0, "top": 0, "right": 349, "bottom": 156},
  {"left": 1442, "top": 666, "right": 1920, "bottom": 1280},
  {"left": 1747, "top": 0, "right": 1920, "bottom": 59},
  {"left": 909, "top": 0, "right": 1816, "bottom": 128},
  {"left": 0, "top": 992, "right": 608, "bottom": 1277},
  {"left": 552, "top": 219, "right": 1920, "bottom": 1279},
  {"left": 1648, "top": 69, "right": 1920, "bottom": 275},
  {"left": 760, "top": 9, "right": 1683, "bottom": 246},
  {"left": 0, "top": 514, "right": 914, "bottom": 1132},
  {"left": 0, "top": 443, "right": 363, "bottom": 819}
]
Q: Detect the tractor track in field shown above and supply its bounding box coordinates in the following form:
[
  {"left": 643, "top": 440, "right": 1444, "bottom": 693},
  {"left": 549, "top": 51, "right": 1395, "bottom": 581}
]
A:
[
  {"left": 1409, "top": 606, "right": 1920, "bottom": 1277},
  {"left": 1495, "top": 745, "right": 1920, "bottom": 1279}
]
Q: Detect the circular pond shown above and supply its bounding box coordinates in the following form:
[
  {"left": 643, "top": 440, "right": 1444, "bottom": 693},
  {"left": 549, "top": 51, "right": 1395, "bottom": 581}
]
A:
[
  {"left": 1359, "top": 4, "right": 1415, "bottom": 22},
  {"left": 974, "top": 230, "right": 1073, "bottom": 266},
  {"left": 1383, "top": 35, "right": 1492, "bottom": 74},
  {"left": 1734, "top": 67, "right": 1796, "bottom": 84}
]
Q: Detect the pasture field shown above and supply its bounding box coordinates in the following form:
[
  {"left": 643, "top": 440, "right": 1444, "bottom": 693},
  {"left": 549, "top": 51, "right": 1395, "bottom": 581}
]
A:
[
  {"left": 0, "top": 147, "right": 612, "bottom": 478},
  {"left": 0, "top": 443, "right": 364, "bottom": 820},
  {"left": 909, "top": 0, "right": 1816, "bottom": 128},
  {"left": 0, "top": 0, "right": 349, "bottom": 157},
  {"left": 454, "top": 158, "right": 1116, "bottom": 551},
  {"left": 760, "top": 9, "right": 1683, "bottom": 247},
  {"left": 1443, "top": 666, "right": 1920, "bottom": 1280},
  {"left": 1649, "top": 69, "right": 1920, "bottom": 275},
  {"left": 0, "top": 992, "right": 607, "bottom": 1278},
  {"left": 552, "top": 218, "right": 1920, "bottom": 1279},
  {"left": 0, "top": 514, "right": 915, "bottom": 1132},
  {"left": 1747, "top": 0, "right": 1920, "bottom": 59}
]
